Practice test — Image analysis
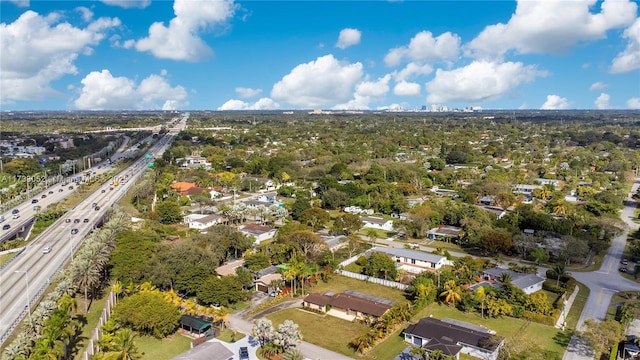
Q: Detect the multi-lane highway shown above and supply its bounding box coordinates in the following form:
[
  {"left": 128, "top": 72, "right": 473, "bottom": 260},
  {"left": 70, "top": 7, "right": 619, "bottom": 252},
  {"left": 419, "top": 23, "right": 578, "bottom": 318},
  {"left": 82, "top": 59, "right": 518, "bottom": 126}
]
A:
[{"left": 0, "top": 113, "right": 187, "bottom": 345}]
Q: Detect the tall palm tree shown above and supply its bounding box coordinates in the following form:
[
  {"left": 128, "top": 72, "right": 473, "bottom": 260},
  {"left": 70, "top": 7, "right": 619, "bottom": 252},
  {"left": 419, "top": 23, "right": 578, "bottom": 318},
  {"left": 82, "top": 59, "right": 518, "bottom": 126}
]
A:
[
  {"left": 71, "top": 256, "right": 101, "bottom": 313},
  {"left": 108, "top": 329, "right": 141, "bottom": 360},
  {"left": 554, "top": 263, "right": 566, "bottom": 287},
  {"left": 439, "top": 280, "right": 461, "bottom": 307}
]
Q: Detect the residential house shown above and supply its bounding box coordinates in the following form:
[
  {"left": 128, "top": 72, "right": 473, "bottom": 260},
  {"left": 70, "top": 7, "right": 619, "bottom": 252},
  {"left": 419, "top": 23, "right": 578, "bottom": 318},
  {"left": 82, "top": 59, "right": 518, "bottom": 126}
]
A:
[
  {"left": 427, "top": 225, "right": 463, "bottom": 241},
  {"left": 241, "top": 199, "right": 273, "bottom": 209},
  {"left": 238, "top": 224, "right": 277, "bottom": 244},
  {"left": 242, "top": 176, "right": 275, "bottom": 191},
  {"left": 175, "top": 156, "right": 212, "bottom": 170},
  {"left": 171, "top": 340, "right": 233, "bottom": 360},
  {"left": 256, "top": 192, "right": 277, "bottom": 204},
  {"left": 319, "top": 234, "right": 346, "bottom": 251},
  {"left": 370, "top": 246, "right": 450, "bottom": 274},
  {"left": 171, "top": 182, "right": 197, "bottom": 195},
  {"left": 253, "top": 265, "right": 283, "bottom": 293},
  {"left": 361, "top": 216, "right": 394, "bottom": 231},
  {"left": 215, "top": 259, "right": 246, "bottom": 277},
  {"left": 482, "top": 268, "right": 545, "bottom": 295},
  {"left": 403, "top": 317, "right": 503, "bottom": 360},
  {"left": 535, "top": 178, "right": 563, "bottom": 189},
  {"left": 513, "top": 184, "right": 542, "bottom": 195},
  {"left": 184, "top": 214, "right": 225, "bottom": 230},
  {"left": 302, "top": 290, "right": 395, "bottom": 321}
]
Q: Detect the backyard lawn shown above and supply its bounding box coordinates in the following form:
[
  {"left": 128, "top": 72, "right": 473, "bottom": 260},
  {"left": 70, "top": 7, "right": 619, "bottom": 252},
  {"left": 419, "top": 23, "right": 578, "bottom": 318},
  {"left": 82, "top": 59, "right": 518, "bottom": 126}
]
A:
[
  {"left": 415, "top": 303, "right": 568, "bottom": 356},
  {"left": 137, "top": 333, "right": 192, "bottom": 359},
  {"left": 310, "top": 274, "right": 409, "bottom": 304},
  {"left": 266, "top": 308, "right": 369, "bottom": 357}
]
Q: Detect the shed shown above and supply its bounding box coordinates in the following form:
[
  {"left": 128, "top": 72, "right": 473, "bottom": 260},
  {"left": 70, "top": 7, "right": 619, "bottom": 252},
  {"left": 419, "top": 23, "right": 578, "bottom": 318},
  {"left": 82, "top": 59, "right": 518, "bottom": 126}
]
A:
[{"left": 180, "top": 315, "right": 211, "bottom": 335}]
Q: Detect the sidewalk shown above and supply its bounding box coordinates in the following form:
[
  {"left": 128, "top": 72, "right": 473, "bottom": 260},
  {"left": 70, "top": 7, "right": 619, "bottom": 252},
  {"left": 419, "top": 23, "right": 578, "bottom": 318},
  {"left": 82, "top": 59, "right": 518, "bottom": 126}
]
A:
[{"left": 556, "top": 285, "right": 580, "bottom": 329}]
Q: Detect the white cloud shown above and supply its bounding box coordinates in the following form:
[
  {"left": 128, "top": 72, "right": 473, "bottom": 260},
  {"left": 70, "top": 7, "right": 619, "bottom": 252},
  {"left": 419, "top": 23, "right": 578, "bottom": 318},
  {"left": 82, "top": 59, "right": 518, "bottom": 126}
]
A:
[
  {"left": 627, "top": 97, "right": 640, "bottom": 109},
  {"left": 135, "top": 0, "right": 236, "bottom": 61},
  {"left": 336, "top": 28, "right": 361, "bottom": 49},
  {"left": 594, "top": 93, "right": 611, "bottom": 109},
  {"left": 271, "top": 54, "right": 363, "bottom": 108},
  {"left": 333, "top": 74, "right": 391, "bottom": 110},
  {"left": 589, "top": 81, "right": 608, "bottom": 91},
  {"left": 393, "top": 81, "right": 421, "bottom": 97},
  {"left": 467, "top": 0, "right": 638, "bottom": 59},
  {"left": 611, "top": 18, "right": 640, "bottom": 73},
  {"left": 76, "top": 7, "right": 93, "bottom": 22},
  {"left": 5, "top": 0, "right": 29, "bottom": 7},
  {"left": 384, "top": 31, "right": 460, "bottom": 66},
  {"left": 425, "top": 60, "right": 546, "bottom": 103},
  {"left": 392, "top": 62, "right": 433, "bottom": 81},
  {"left": 74, "top": 69, "right": 188, "bottom": 110},
  {"left": 235, "top": 87, "right": 262, "bottom": 98},
  {"left": 541, "top": 94, "right": 570, "bottom": 110},
  {"left": 101, "top": 0, "right": 151, "bottom": 9},
  {"left": 0, "top": 10, "right": 120, "bottom": 105},
  {"left": 217, "top": 97, "right": 280, "bottom": 110}
]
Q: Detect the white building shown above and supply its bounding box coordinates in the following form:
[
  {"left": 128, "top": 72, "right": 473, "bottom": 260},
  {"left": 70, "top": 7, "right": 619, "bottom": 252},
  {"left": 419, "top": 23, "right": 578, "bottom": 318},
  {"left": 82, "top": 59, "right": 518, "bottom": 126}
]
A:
[
  {"left": 184, "top": 213, "right": 224, "bottom": 230},
  {"left": 361, "top": 216, "right": 394, "bottom": 231},
  {"left": 370, "top": 247, "right": 450, "bottom": 273}
]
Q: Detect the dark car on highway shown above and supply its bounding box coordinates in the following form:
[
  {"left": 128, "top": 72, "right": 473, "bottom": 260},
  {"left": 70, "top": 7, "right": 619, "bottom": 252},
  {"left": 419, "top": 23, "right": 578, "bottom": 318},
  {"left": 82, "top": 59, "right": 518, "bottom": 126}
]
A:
[
  {"left": 71, "top": 228, "right": 78, "bottom": 234},
  {"left": 11, "top": 209, "right": 19, "bottom": 214},
  {"left": 2, "top": 224, "right": 10, "bottom": 230}
]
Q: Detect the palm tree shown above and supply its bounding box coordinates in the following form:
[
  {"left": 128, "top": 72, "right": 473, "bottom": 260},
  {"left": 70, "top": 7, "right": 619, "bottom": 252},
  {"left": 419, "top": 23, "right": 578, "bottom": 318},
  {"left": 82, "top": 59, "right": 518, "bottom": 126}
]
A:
[
  {"left": 409, "top": 345, "right": 427, "bottom": 360},
  {"left": 350, "top": 332, "right": 376, "bottom": 353},
  {"left": 475, "top": 286, "right": 487, "bottom": 318},
  {"left": 554, "top": 263, "right": 566, "bottom": 287},
  {"left": 108, "top": 328, "right": 141, "bottom": 360},
  {"left": 71, "top": 255, "right": 101, "bottom": 313},
  {"left": 439, "top": 280, "right": 461, "bottom": 307},
  {"left": 112, "top": 281, "right": 124, "bottom": 300},
  {"left": 366, "top": 228, "right": 377, "bottom": 246},
  {"left": 498, "top": 272, "right": 512, "bottom": 285}
]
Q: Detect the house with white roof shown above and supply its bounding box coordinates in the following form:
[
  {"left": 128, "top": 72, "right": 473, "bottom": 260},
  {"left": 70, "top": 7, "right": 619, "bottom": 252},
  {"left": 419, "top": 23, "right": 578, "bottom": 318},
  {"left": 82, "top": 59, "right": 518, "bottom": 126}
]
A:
[
  {"left": 482, "top": 267, "right": 545, "bottom": 295},
  {"left": 238, "top": 224, "right": 277, "bottom": 244},
  {"left": 361, "top": 216, "right": 394, "bottom": 231},
  {"left": 370, "top": 246, "right": 450, "bottom": 274},
  {"left": 184, "top": 214, "right": 225, "bottom": 230}
]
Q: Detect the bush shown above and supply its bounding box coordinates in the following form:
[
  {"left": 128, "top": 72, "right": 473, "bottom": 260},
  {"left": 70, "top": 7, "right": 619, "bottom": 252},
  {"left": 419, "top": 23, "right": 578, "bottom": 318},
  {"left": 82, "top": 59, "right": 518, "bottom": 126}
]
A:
[
  {"left": 522, "top": 310, "right": 556, "bottom": 326},
  {"left": 543, "top": 280, "right": 565, "bottom": 294},
  {"left": 112, "top": 291, "right": 181, "bottom": 338},
  {"left": 356, "top": 255, "right": 368, "bottom": 266}
]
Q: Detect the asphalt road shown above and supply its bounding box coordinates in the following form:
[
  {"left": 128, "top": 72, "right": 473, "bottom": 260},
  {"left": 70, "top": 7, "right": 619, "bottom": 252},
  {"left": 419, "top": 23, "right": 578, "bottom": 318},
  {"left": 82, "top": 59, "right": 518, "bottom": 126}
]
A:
[
  {"left": 563, "top": 178, "right": 640, "bottom": 360},
  {"left": 0, "top": 114, "right": 187, "bottom": 346}
]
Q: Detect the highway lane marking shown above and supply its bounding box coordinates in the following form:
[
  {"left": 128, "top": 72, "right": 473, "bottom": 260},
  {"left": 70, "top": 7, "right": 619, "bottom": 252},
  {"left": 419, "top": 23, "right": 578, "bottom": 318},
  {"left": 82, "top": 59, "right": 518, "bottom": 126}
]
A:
[{"left": 596, "top": 288, "right": 604, "bottom": 305}]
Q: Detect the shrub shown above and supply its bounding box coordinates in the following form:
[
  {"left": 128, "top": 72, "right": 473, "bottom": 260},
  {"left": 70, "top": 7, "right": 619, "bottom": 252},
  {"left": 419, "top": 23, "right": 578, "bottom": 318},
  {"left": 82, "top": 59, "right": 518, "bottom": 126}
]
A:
[
  {"left": 356, "top": 255, "right": 368, "bottom": 266},
  {"left": 522, "top": 310, "right": 556, "bottom": 326},
  {"left": 543, "top": 280, "right": 565, "bottom": 294}
]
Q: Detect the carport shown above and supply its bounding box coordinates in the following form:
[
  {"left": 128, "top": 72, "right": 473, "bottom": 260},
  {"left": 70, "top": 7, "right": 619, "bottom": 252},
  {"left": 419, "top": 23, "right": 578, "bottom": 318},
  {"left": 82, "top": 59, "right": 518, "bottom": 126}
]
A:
[{"left": 180, "top": 315, "right": 211, "bottom": 336}]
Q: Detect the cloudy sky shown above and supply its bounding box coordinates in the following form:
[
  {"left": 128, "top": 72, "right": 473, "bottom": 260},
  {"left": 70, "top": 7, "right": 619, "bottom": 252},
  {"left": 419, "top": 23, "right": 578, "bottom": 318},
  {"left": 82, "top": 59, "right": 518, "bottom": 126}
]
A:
[{"left": 1, "top": 0, "right": 639, "bottom": 111}]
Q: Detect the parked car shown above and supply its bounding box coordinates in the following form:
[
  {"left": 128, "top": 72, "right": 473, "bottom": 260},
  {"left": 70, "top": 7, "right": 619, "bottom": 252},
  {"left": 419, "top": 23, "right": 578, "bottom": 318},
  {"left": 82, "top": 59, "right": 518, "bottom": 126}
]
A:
[
  {"left": 619, "top": 267, "right": 628, "bottom": 273},
  {"left": 621, "top": 259, "right": 629, "bottom": 265},
  {"left": 239, "top": 347, "right": 249, "bottom": 360}
]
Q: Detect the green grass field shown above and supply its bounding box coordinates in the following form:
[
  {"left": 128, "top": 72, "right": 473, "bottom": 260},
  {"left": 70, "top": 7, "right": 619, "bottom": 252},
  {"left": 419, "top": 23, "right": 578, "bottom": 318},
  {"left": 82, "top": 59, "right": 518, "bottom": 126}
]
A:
[
  {"left": 73, "top": 293, "right": 109, "bottom": 360},
  {"left": 266, "top": 308, "right": 369, "bottom": 357},
  {"left": 565, "top": 282, "right": 589, "bottom": 331},
  {"left": 415, "top": 303, "right": 568, "bottom": 356},
  {"left": 310, "top": 274, "right": 409, "bottom": 304},
  {"left": 137, "top": 333, "right": 192, "bottom": 359},
  {"left": 0, "top": 252, "right": 15, "bottom": 266}
]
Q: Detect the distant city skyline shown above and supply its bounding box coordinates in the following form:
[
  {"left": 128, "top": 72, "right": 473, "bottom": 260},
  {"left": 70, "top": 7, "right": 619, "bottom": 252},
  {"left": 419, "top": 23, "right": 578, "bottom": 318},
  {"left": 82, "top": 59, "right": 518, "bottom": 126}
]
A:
[{"left": 1, "top": 0, "right": 639, "bottom": 111}]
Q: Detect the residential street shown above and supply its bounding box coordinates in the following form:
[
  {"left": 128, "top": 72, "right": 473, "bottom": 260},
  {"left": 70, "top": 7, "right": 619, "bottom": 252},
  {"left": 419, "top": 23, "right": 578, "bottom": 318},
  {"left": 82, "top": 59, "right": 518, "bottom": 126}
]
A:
[{"left": 563, "top": 178, "right": 640, "bottom": 360}]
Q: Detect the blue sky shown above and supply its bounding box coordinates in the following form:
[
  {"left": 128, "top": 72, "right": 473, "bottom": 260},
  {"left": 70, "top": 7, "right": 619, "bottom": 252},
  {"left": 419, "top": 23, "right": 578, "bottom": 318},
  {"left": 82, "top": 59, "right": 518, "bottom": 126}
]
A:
[{"left": 1, "top": 0, "right": 639, "bottom": 111}]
